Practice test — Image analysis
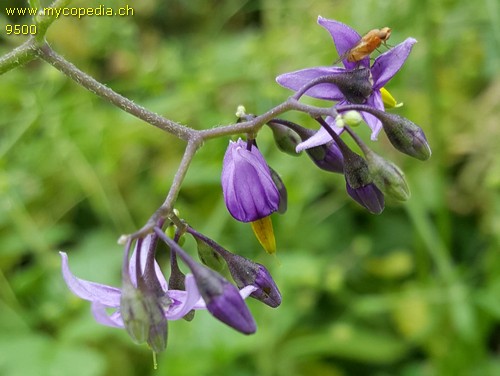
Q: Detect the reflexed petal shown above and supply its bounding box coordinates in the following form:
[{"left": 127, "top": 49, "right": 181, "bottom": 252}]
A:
[
  {"left": 296, "top": 117, "right": 343, "bottom": 151},
  {"left": 165, "top": 274, "right": 201, "bottom": 320},
  {"left": 296, "top": 128, "right": 331, "bottom": 151},
  {"left": 317, "top": 16, "right": 368, "bottom": 70},
  {"left": 240, "top": 285, "right": 258, "bottom": 299},
  {"left": 60, "top": 252, "right": 121, "bottom": 307},
  {"left": 276, "top": 66, "right": 346, "bottom": 100},
  {"left": 129, "top": 235, "right": 168, "bottom": 292},
  {"left": 91, "top": 302, "right": 124, "bottom": 328},
  {"left": 190, "top": 285, "right": 257, "bottom": 310},
  {"left": 371, "top": 38, "right": 417, "bottom": 88},
  {"left": 362, "top": 92, "right": 384, "bottom": 140}
]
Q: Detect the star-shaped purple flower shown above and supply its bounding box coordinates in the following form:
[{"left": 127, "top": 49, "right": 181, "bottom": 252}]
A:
[
  {"left": 276, "top": 16, "right": 416, "bottom": 143},
  {"left": 60, "top": 236, "right": 256, "bottom": 331}
]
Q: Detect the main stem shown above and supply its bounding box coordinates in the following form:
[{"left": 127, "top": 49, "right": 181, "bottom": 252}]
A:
[{"left": 2, "top": 39, "right": 339, "bottom": 242}]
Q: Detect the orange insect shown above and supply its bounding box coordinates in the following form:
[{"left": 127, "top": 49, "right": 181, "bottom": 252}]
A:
[{"left": 336, "top": 27, "right": 392, "bottom": 64}]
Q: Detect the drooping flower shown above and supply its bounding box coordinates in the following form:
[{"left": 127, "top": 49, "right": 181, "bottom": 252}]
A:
[
  {"left": 60, "top": 234, "right": 257, "bottom": 345},
  {"left": 221, "top": 138, "right": 282, "bottom": 222},
  {"left": 276, "top": 16, "right": 416, "bottom": 142}
]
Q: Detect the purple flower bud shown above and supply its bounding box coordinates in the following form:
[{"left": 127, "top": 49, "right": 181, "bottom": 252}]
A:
[
  {"left": 278, "top": 120, "right": 344, "bottom": 173},
  {"left": 378, "top": 113, "right": 431, "bottom": 161},
  {"left": 340, "top": 105, "right": 431, "bottom": 161},
  {"left": 222, "top": 139, "right": 281, "bottom": 222},
  {"left": 186, "top": 226, "right": 281, "bottom": 308},
  {"left": 155, "top": 228, "right": 258, "bottom": 334},
  {"left": 192, "top": 265, "right": 257, "bottom": 334},
  {"left": 346, "top": 182, "right": 385, "bottom": 214},
  {"left": 227, "top": 256, "right": 281, "bottom": 308},
  {"left": 306, "top": 142, "right": 344, "bottom": 173},
  {"left": 342, "top": 144, "right": 385, "bottom": 214}
]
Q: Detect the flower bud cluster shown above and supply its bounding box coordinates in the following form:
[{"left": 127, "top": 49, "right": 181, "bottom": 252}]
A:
[{"left": 58, "top": 16, "right": 430, "bottom": 364}]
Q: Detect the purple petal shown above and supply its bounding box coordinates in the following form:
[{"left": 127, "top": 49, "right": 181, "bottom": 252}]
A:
[
  {"left": 60, "top": 252, "right": 121, "bottom": 307},
  {"left": 296, "top": 117, "right": 343, "bottom": 151},
  {"left": 165, "top": 274, "right": 202, "bottom": 320},
  {"left": 205, "top": 281, "right": 256, "bottom": 334},
  {"left": 362, "top": 92, "right": 384, "bottom": 140},
  {"left": 371, "top": 38, "right": 417, "bottom": 88},
  {"left": 91, "top": 302, "right": 124, "bottom": 328},
  {"left": 317, "top": 16, "right": 369, "bottom": 70},
  {"left": 222, "top": 139, "right": 280, "bottom": 222},
  {"left": 346, "top": 182, "right": 385, "bottom": 214},
  {"left": 276, "top": 66, "right": 346, "bottom": 101},
  {"left": 240, "top": 285, "right": 258, "bottom": 299},
  {"left": 129, "top": 235, "right": 168, "bottom": 292}
]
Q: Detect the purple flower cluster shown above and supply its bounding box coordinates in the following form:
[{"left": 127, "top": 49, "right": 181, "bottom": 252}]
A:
[
  {"left": 60, "top": 225, "right": 281, "bottom": 353},
  {"left": 218, "top": 16, "right": 429, "bottom": 215},
  {"left": 60, "top": 16, "right": 431, "bottom": 358}
]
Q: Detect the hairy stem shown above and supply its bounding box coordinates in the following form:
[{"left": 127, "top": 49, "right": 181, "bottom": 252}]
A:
[
  {"left": 0, "top": 38, "right": 38, "bottom": 75},
  {"left": 34, "top": 0, "right": 72, "bottom": 41},
  {"left": 131, "top": 140, "right": 201, "bottom": 239}
]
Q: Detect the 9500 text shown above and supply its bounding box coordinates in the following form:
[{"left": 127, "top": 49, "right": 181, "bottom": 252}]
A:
[{"left": 6, "top": 24, "right": 38, "bottom": 35}]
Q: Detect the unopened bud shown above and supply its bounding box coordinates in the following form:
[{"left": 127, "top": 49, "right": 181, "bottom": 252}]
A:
[
  {"left": 235, "top": 105, "right": 246, "bottom": 118},
  {"left": 195, "top": 236, "right": 227, "bottom": 273},
  {"left": 192, "top": 264, "right": 256, "bottom": 334},
  {"left": 376, "top": 112, "right": 431, "bottom": 160},
  {"left": 267, "top": 122, "right": 302, "bottom": 156},
  {"left": 187, "top": 226, "right": 281, "bottom": 307},
  {"left": 365, "top": 150, "right": 410, "bottom": 201},
  {"left": 339, "top": 106, "right": 431, "bottom": 160},
  {"left": 306, "top": 142, "right": 344, "bottom": 173},
  {"left": 226, "top": 255, "right": 281, "bottom": 308},
  {"left": 342, "top": 110, "right": 363, "bottom": 127},
  {"left": 342, "top": 147, "right": 385, "bottom": 214},
  {"left": 343, "top": 149, "right": 371, "bottom": 189},
  {"left": 346, "top": 182, "right": 385, "bottom": 214},
  {"left": 289, "top": 123, "right": 344, "bottom": 173}
]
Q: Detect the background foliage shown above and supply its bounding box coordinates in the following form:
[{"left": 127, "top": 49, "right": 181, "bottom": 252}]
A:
[{"left": 1, "top": 0, "right": 499, "bottom": 375}]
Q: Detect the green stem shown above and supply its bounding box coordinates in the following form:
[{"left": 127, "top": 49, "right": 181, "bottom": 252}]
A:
[
  {"left": 34, "top": 0, "right": 72, "bottom": 42},
  {"left": 0, "top": 38, "right": 38, "bottom": 75}
]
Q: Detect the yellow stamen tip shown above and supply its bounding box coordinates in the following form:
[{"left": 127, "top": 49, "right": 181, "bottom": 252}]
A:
[
  {"left": 380, "top": 87, "right": 403, "bottom": 109},
  {"left": 250, "top": 216, "right": 276, "bottom": 255}
]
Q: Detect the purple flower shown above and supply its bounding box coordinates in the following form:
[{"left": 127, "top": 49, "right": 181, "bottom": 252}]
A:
[
  {"left": 154, "top": 227, "right": 258, "bottom": 334},
  {"left": 276, "top": 16, "right": 416, "bottom": 142},
  {"left": 222, "top": 138, "right": 282, "bottom": 222},
  {"left": 59, "top": 235, "right": 256, "bottom": 335}
]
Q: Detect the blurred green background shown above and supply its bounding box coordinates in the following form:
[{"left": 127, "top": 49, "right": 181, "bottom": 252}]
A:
[{"left": 1, "top": 0, "right": 499, "bottom": 375}]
